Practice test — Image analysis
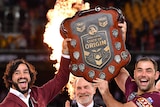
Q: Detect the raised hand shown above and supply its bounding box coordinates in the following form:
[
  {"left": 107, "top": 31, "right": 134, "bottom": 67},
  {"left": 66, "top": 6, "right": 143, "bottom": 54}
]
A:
[{"left": 62, "top": 38, "right": 71, "bottom": 55}]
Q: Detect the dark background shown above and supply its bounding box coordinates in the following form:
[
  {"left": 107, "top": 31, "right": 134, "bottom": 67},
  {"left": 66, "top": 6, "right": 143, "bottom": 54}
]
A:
[{"left": 0, "top": 0, "right": 160, "bottom": 106}]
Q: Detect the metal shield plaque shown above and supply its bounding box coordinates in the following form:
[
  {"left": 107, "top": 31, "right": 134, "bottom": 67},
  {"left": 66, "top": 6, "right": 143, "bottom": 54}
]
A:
[{"left": 60, "top": 6, "right": 131, "bottom": 82}]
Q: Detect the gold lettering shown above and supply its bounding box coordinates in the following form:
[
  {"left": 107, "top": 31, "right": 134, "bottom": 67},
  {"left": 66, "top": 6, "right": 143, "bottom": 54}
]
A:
[
  {"left": 85, "top": 40, "right": 107, "bottom": 49},
  {"left": 87, "top": 39, "right": 97, "bottom": 43}
]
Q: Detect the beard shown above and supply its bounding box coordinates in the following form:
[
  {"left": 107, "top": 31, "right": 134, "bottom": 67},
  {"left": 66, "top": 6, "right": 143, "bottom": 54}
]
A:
[
  {"left": 12, "top": 81, "right": 31, "bottom": 94},
  {"left": 135, "top": 79, "right": 153, "bottom": 92}
]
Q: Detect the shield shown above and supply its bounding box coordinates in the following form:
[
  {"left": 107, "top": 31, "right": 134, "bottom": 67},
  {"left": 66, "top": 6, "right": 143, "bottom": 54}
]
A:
[{"left": 60, "top": 6, "right": 131, "bottom": 82}]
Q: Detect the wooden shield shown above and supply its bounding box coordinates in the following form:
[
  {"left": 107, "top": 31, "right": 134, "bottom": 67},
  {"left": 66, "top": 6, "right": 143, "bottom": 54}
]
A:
[{"left": 60, "top": 6, "right": 131, "bottom": 82}]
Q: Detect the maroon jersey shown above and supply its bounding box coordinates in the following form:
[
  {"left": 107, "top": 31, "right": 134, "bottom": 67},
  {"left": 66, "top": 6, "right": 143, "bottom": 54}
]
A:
[
  {"left": 0, "top": 57, "right": 71, "bottom": 107},
  {"left": 125, "top": 76, "right": 160, "bottom": 107}
]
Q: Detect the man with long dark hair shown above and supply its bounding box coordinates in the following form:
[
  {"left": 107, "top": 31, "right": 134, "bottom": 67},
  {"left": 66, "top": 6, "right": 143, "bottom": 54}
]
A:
[{"left": 0, "top": 38, "right": 71, "bottom": 107}]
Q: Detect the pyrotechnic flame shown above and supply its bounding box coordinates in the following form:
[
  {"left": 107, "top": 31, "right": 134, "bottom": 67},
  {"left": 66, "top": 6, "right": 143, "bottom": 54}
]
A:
[
  {"left": 43, "top": 0, "right": 90, "bottom": 69},
  {"left": 43, "top": 0, "right": 90, "bottom": 100}
]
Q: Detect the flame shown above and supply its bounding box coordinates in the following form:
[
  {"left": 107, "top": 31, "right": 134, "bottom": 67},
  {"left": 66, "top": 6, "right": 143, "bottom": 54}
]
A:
[
  {"left": 43, "top": 0, "right": 90, "bottom": 69},
  {"left": 43, "top": 0, "right": 90, "bottom": 99}
]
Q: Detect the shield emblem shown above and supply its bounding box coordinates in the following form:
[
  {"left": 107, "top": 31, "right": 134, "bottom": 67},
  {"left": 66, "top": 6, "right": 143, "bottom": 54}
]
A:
[
  {"left": 81, "top": 30, "right": 111, "bottom": 69},
  {"left": 60, "top": 6, "right": 131, "bottom": 82}
]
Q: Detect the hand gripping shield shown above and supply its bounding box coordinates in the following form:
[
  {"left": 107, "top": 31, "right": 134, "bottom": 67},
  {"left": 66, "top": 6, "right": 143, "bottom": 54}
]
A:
[{"left": 60, "top": 6, "right": 131, "bottom": 82}]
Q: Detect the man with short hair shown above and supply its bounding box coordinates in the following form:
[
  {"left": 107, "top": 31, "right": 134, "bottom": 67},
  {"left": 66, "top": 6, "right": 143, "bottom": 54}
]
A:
[
  {"left": 93, "top": 22, "right": 160, "bottom": 107},
  {"left": 65, "top": 77, "right": 105, "bottom": 107}
]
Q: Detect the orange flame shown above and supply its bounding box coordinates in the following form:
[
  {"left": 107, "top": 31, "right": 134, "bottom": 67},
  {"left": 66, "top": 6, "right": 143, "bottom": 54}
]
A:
[
  {"left": 43, "top": 0, "right": 90, "bottom": 69},
  {"left": 43, "top": 0, "right": 90, "bottom": 100}
]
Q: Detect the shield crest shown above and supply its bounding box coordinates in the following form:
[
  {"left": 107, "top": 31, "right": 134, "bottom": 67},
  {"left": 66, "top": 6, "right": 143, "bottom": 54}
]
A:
[
  {"left": 81, "top": 30, "right": 111, "bottom": 69},
  {"left": 60, "top": 6, "right": 131, "bottom": 82}
]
